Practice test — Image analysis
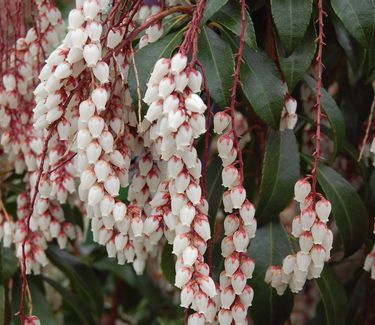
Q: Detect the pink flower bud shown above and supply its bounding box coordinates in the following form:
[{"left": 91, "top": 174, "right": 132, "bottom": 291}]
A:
[
  {"left": 175, "top": 266, "right": 192, "bottom": 288},
  {"left": 181, "top": 284, "right": 195, "bottom": 308},
  {"left": 146, "top": 23, "right": 163, "bottom": 43},
  {"left": 173, "top": 233, "right": 190, "bottom": 255},
  {"left": 217, "top": 134, "right": 234, "bottom": 159},
  {"left": 88, "top": 185, "right": 104, "bottom": 206},
  {"left": 143, "top": 84, "right": 159, "bottom": 105},
  {"left": 86, "top": 141, "right": 102, "bottom": 163},
  {"left": 193, "top": 214, "right": 211, "bottom": 241},
  {"left": 322, "top": 229, "right": 333, "bottom": 256},
  {"left": 94, "top": 160, "right": 110, "bottom": 182},
  {"left": 188, "top": 69, "right": 202, "bottom": 93},
  {"left": 182, "top": 146, "right": 198, "bottom": 168},
  {"left": 175, "top": 71, "right": 189, "bottom": 92},
  {"left": 239, "top": 200, "right": 255, "bottom": 226},
  {"left": 186, "top": 182, "right": 202, "bottom": 206},
  {"left": 299, "top": 231, "right": 314, "bottom": 253},
  {"left": 222, "top": 165, "right": 239, "bottom": 188},
  {"left": 315, "top": 198, "right": 331, "bottom": 223},
  {"left": 104, "top": 175, "right": 120, "bottom": 196},
  {"left": 240, "top": 255, "right": 255, "bottom": 278},
  {"left": 92, "top": 87, "right": 108, "bottom": 111},
  {"left": 301, "top": 207, "right": 316, "bottom": 231},
  {"left": 171, "top": 193, "right": 187, "bottom": 215},
  {"left": 83, "top": 0, "right": 100, "bottom": 20},
  {"left": 176, "top": 123, "right": 193, "bottom": 150},
  {"left": 310, "top": 244, "right": 326, "bottom": 268},
  {"left": 25, "top": 315, "right": 41, "bottom": 325},
  {"left": 232, "top": 301, "right": 247, "bottom": 323},
  {"left": 83, "top": 43, "right": 101, "bottom": 67},
  {"left": 230, "top": 185, "right": 246, "bottom": 209},
  {"left": 54, "top": 62, "right": 72, "bottom": 79},
  {"left": 214, "top": 112, "right": 231, "bottom": 134},
  {"left": 88, "top": 115, "right": 105, "bottom": 138},
  {"left": 198, "top": 275, "right": 216, "bottom": 297},
  {"left": 185, "top": 93, "right": 207, "bottom": 113},
  {"left": 171, "top": 53, "right": 188, "bottom": 74},
  {"left": 67, "top": 46, "right": 83, "bottom": 64},
  {"left": 167, "top": 156, "right": 184, "bottom": 178},
  {"left": 107, "top": 27, "right": 124, "bottom": 49},
  {"left": 144, "top": 100, "right": 163, "bottom": 123},
  {"left": 224, "top": 214, "right": 240, "bottom": 236},
  {"left": 100, "top": 195, "right": 115, "bottom": 216},
  {"left": 294, "top": 179, "right": 311, "bottom": 202},
  {"left": 240, "top": 285, "right": 254, "bottom": 307},
  {"left": 291, "top": 215, "right": 303, "bottom": 237},
  {"left": 180, "top": 203, "right": 196, "bottom": 226},
  {"left": 231, "top": 270, "right": 247, "bottom": 294},
  {"left": 311, "top": 222, "right": 327, "bottom": 244},
  {"left": 218, "top": 309, "right": 233, "bottom": 325},
  {"left": 225, "top": 252, "right": 239, "bottom": 276},
  {"left": 87, "top": 21, "right": 102, "bottom": 42},
  {"left": 93, "top": 61, "right": 109, "bottom": 83},
  {"left": 99, "top": 131, "right": 114, "bottom": 153},
  {"left": 163, "top": 94, "right": 179, "bottom": 113},
  {"left": 187, "top": 312, "right": 205, "bottom": 325},
  {"left": 113, "top": 202, "right": 127, "bottom": 222},
  {"left": 221, "top": 285, "right": 236, "bottom": 308},
  {"left": 79, "top": 99, "right": 96, "bottom": 122},
  {"left": 158, "top": 76, "right": 175, "bottom": 99},
  {"left": 223, "top": 190, "right": 233, "bottom": 213},
  {"left": 68, "top": 9, "right": 85, "bottom": 29},
  {"left": 285, "top": 97, "right": 297, "bottom": 114},
  {"left": 190, "top": 113, "right": 206, "bottom": 138},
  {"left": 296, "top": 251, "right": 311, "bottom": 272},
  {"left": 183, "top": 245, "right": 198, "bottom": 266},
  {"left": 151, "top": 58, "right": 170, "bottom": 82},
  {"left": 282, "top": 255, "right": 296, "bottom": 275}
]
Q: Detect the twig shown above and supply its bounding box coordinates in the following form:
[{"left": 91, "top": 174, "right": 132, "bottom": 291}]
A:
[{"left": 358, "top": 92, "right": 375, "bottom": 161}]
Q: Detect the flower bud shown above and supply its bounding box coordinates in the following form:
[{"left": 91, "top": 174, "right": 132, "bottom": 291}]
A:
[
  {"left": 113, "top": 202, "right": 127, "bottom": 222},
  {"left": 158, "top": 76, "right": 175, "bottom": 98},
  {"left": 183, "top": 245, "right": 198, "bottom": 266},
  {"left": 99, "top": 131, "right": 114, "bottom": 153},
  {"left": 294, "top": 179, "right": 311, "bottom": 202},
  {"left": 88, "top": 115, "right": 105, "bottom": 138},
  {"left": 54, "top": 62, "right": 72, "bottom": 79},
  {"left": 214, "top": 112, "right": 231, "bottom": 134},
  {"left": 230, "top": 185, "right": 246, "bottom": 209},
  {"left": 104, "top": 175, "right": 120, "bottom": 196},
  {"left": 231, "top": 270, "right": 247, "bottom": 294},
  {"left": 296, "top": 251, "right": 311, "bottom": 272},
  {"left": 175, "top": 266, "right": 192, "bottom": 288},
  {"left": 92, "top": 87, "right": 108, "bottom": 111},
  {"left": 93, "top": 61, "right": 109, "bottom": 83},
  {"left": 94, "top": 160, "right": 111, "bottom": 182},
  {"left": 301, "top": 207, "right": 316, "bottom": 231},
  {"left": 77, "top": 128, "right": 92, "bottom": 150},
  {"left": 224, "top": 253, "right": 239, "bottom": 276},
  {"left": 79, "top": 99, "right": 96, "bottom": 122},
  {"left": 83, "top": 0, "right": 100, "bottom": 20},
  {"left": 107, "top": 27, "right": 124, "bottom": 49},
  {"left": 88, "top": 185, "right": 104, "bottom": 206},
  {"left": 299, "top": 231, "right": 314, "bottom": 253},
  {"left": 87, "top": 21, "right": 102, "bottom": 42},
  {"left": 186, "top": 182, "right": 202, "bottom": 206},
  {"left": 171, "top": 53, "right": 187, "bottom": 74},
  {"left": 315, "top": 198, "right": 331, "bottom": 223},
  {"left": 188, "top": 69, "right": 202, "bottom": 93},
  {"left": 68, "top": 9, "right": 85, "bottom": 29},
  {"left": 185, "top": 93, "right": 207, "bottom": 113},
  {"left": 83, "top": 43, "right": 101, "bottom": 67}
]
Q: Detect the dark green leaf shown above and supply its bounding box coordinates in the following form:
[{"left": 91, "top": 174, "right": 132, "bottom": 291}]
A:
[
  {"left": 0, "top": 247, "right": 18, "bottom": 282},
  {"left": 315, "top": 266, "right": 348, "bottom": 325},
  {"left": 129, "top": 30, "right": 184, "bottom": 113},
  {"left": 316, "top": 163, "right": 369, "bottom": 254},
  {"left": 271, "top": 0, "right": 313, "bottom": 54},
  {"left": 0, "top": 285, "right": 4, "bottom": 325},
  {"left": 241, "top": 49, "right": 285, "bottom": 129},
  {"left": 46, "top": 246, "right": 103, "bottom": 319},
  {"left": 304, "top": 74, "right": 346, "bottom": 157},
  {"left": 157, "top": 318, "right": 183, "bottom": 325},
  {"left": 211, "top": 2, "right": 257, "bottom": 50},
  {"left": 248, "top": 219, "right": 294, "bottom": 324},
  {"left": 198, "top": 26, "right": 234, "bottom": 108},
  {"left": 29, "top": 280, "right": 57, "bottom": 325},
  {"left": 161, "top": 244, "right": 175, "bottom": 286},
  {"left": 279, "top": 25, "right": 317, "bottom": 91},
  {"left": 202, "top": 0, "right": 229, "bottom": 23},
  {"left": 256, "top": 130, "right": 299, "bottom": 225},
  {"left": 42, "top": 276, "right": 95, "bottom": 325},
  {"left": 331, "top": 0, "right": 375, "bottom": 48}
]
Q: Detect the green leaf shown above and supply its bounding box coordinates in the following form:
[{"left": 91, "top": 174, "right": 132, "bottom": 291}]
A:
[
  {"left": 256, "top": 130, "right": 299, "bottom": 225},
  {"left": 271, "top": 0, "right": 313, "bottom": 54},
  {"left": 46, "top": 246, "right": 103, "bottom": 320},
  {"left": 198, "top": 26, "right": 234, "bottom": 108},
  {"left": 316, "top": 163, "right": 369, "bottom": 254},
  {"left": 129, "top": 30, "right": 184, "bottom": 112},
  {"left": 241, "top": 49, "right": 285, "bottom": 129},
  {"left": 315, "top": 266, "right": 348, "bottom": 325},
  {"left": 161, "top": 244, "right": 175, "bottom": 286},
  {"left": 207, "top": 156, "right": 224, "bottom": 230},
  {"left": 248, "top": 219, "right": 294, "bottom": 325},
  {"left": 279, "top": 25, "right": 317, "bottom": 91},
  {"left": 331, "top": 0, "right": 375, "bottom": 48},
  {"left": 0, "top": 285, "right": 4, "bottom": 325},
  {"left": 29, "top": 279, "right": 57, "bottom": 325},
  {"left": 0, "top": 247, "right": 18, "bottom": 282},
  {"left": 157, "top": 318, "right": 183, "bottom": 325},
  {"left": 211, "top": 2, "right": 257, "bottom": 50},
  {"left": 202, "top": 0, "right": 228, "bottom": 23},
  {"left": 304, "top": 74, "right": 346, "bottom": 157},
  {"left": 42, "top": 276, "right": 95, "bottom": 325}
]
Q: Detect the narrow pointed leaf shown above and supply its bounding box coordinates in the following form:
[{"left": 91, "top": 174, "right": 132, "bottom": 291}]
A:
[
  {"left": 279, "top": 25, "right": 317, "bottom": 91},
  {"left": 304, "top": 74, "right": 346, "bottom": 157},
  {"left": 256, "top": 130, "right": 299, "bottom": 225},
  {"left": 211, "top": 1, "right": 257, "bottom": 50},
  {"left": 202, "top": 0, "right": 229, "bottom": 23},
  {"left": 198, "top": 26, "right": 235, "bottom": 108},
  {"left": 331, "top": 0, "right": 375, "bottom": 48},
  {"left": 248, "top": 219, "right": 294, "bottom": 324},
  {"left": 316, "top": 163, "right": 369, "bottom": 254},
  {"left": 241, "top": 49, "right": 285, "bottom": 129},
  {"left": 315, "top": 266, "right": 348, "bottom": 325},
  {"left": 271, "top": 0, "right": 313, "bottom": 54}
]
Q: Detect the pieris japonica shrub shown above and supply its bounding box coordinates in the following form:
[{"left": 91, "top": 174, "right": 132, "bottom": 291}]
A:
[{"left": 0, "top": 0, "right": 374, "bottom": 324}]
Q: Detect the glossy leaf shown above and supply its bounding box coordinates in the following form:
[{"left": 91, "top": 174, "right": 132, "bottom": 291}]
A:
[
  {"left": 42, "top": 276, "right": 95, "bottom": 325},
  {"left": 211, "top": 1, "right": 257, "bottom": 50},
  {"left": 304, "top": 74, "right": 346, "bottom": 157},
  {"left": 202, "top": 0, "right": 228, "bottom": 23},
  {"left": 279, "top": 25, "right": 317, "bottom": 91},
  {"left": 315, "top": 266, "right": 348, "bottom": 325},
  {"left": 161, "top": 244, "right": 175, "bottom": 286},
  {"left": 331, "top": 0, "right": 375, "bottom": 48},
  {"left": 207, "top": 156, "right": 224, "bottom": 230},
  {"left": 198, "top": 26, "right": 234, "bottom": 108},
  {"left": 256, "top": 130, "right": 299, "bottom": 225},
  {"left": 271, "top": 0, "right": 313, "bottom": 54},
  {"left": 317, "top": 163, "right": 369, "bottom": 254},
  {"left": 241, "top": 49, "right": 285, "bottom": 129},
  {"left": 0, "top": 247, "right": 18, "bottom": 282},
  {"left": 29, "top": 280, "right": 57, "bottom": 325},
  {"left": 248, "top": 219, "right": 294, "bottom": 324}
]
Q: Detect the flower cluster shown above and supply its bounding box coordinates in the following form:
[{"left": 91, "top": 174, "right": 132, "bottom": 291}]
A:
[
  {"left": 142, "top": 52, "right": 219, "bottom": 323},
  {"left": 266, "top": 179, "right": 333, "bottom": 294},
  {"left": 213, "top": 111, "right": 256, "bottom": 324},
  {"left": 137, "top": 5, "right": 164, "bottom": 49}
]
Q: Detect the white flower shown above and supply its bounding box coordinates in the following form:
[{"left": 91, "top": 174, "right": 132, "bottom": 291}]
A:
[
  {"left": 214, "top": 112, "right": 231, "bottom": 134},
  {"left": 93, "top": 61, "right": 109, "bottom": 83},
  {"left": 83, "top": 0, "right": 100, "bottom": 20},
  {"left": 107, "top": 27, "right": 124, "bottom": 49},
  {"left": 294, "top": 179, "right": 311, "bottom": 202},
  {"left": 83, "top": 43, "right": 101, "bottom": 67},
  {"left": 188, "top": 69, "right": 202, "bottom": 93},
  {"left": 68, "top": 9, "right": 85, "bottom": 29},
  {"left": 91, "top": 87, "right": 108, "bottom": 111},
  {"left": 185, "top": 93, "right": 207, "bottom": 113},
  {"left": 88, "top": 115, "right": 105, "bottom": 138},
  {"left": 315, "top": 198, "right": 331, "bottom": 222},
  {"left": 171, "top": 53, "right": 188, "bottom": 74},
  {"left": 88, "top": 185, "right": 104, "bottom": 206}
]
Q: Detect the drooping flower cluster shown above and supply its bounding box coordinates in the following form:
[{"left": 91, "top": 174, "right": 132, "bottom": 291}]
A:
[
  {"left": 213, "top": 111, "right": 256, "bottom": 324},
  {"left": 142, "top": 52, "right": 219, "bottom": 323},
  {"left": 137, "top": 5, "right": 164, "bottom": 49},
  {"left": 266, "top": 179, "right": 333, "bottom": 294}
]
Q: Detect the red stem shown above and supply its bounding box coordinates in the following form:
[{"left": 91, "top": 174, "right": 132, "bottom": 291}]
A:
[
  {"left": 228, "top": 0, "right": 247, "bottom": 182},
  {"left": 311, "top": 0, "right": 325, "bottom": 199}
]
